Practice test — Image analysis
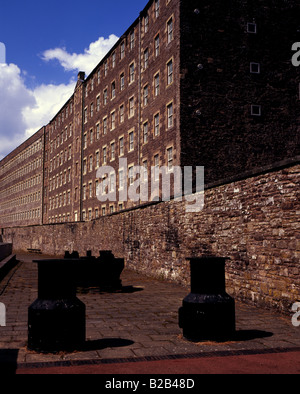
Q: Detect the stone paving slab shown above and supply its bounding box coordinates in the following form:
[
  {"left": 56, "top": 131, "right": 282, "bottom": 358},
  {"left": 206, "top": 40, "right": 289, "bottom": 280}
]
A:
[{"left": 0, "top": 254, "right": 299, "bottom": 368}]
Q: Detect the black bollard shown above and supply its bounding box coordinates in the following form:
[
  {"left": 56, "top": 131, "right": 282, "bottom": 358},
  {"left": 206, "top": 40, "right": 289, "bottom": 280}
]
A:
[
  {"left": 28, "top": 259, "right": 86, "bottom": 353},
  {"left": 179, "top": 257, "right": 235, "bottom": 341}
]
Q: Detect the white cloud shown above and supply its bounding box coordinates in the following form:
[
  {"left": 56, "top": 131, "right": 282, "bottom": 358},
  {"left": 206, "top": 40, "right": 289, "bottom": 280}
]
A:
[
  {"left": 23, "top": 81, "right": 76, "bottom": 138},
  {"left": 0, "top": 63, "right": 36, "bottom": 159},
  {"left": 0, "top": 34, "right": 119, "bottom": 160},
  {"left": 42, "top": 34, "right": 119, "bottom": 76}
]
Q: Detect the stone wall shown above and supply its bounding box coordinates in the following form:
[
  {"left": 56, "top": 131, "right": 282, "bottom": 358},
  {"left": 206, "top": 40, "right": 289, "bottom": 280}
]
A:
[{"left": 2, "top": 163, "right": 299, "bottom": 314}]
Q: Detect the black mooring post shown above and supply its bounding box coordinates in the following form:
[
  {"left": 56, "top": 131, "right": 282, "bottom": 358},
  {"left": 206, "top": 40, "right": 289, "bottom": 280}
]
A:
[
  {"left": 179, "top": 257, "right": 236, "bottom": 341},
  {"left": 28, "top": 259, "right": 86, "bottom": 353}
]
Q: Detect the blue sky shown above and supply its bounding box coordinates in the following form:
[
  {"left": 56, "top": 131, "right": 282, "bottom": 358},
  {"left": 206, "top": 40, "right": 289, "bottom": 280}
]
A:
[{"left": 0, "top": 0, "right": 148, "bottom": 159}]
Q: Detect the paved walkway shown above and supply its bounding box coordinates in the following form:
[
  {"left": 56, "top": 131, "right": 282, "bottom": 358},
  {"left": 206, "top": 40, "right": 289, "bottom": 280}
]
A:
[{"left": 0, "top": 254, "right": 299, "bottom": 375}]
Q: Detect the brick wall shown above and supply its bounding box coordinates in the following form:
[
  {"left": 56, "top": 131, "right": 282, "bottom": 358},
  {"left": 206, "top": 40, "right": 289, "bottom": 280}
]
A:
[
  {"left": 180, "top": 0, "right": 300, "bottom": 185},
  {"left": 3, "top": 162, "right": 299, "bottom": 314}
]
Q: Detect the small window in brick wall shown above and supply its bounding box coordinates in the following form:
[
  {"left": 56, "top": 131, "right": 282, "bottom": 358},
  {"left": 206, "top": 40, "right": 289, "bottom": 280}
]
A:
[
  {"left": 251, "top": 105, "right": 261, "bottom": 116},
  {"left": 250, "top": 62, "right": 260, "bottom": 74},
  {"left": 247, "top": 22, "right": 257, "bottom": 34}
]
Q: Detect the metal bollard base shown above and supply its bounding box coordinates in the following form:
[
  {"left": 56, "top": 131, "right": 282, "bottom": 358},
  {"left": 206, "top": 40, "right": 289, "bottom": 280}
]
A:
[{"left": 28, "top": 298, "right": 86, "bottom": 353}]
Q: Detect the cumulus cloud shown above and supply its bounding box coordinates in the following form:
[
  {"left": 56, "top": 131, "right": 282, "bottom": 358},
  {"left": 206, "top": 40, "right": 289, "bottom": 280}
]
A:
[
  {"left": 0, "top": 63, "right": 75, "bottom": 160},
  {"left": 0, "top": 63, "right": 36, "bottom": 159},
  {"left": 0, "top": 34, "right": 119, "bottom": 160},
  {"left": 42, "top": 34, "right": 119, "bottom": 75},
  {"left": 23, "top": 81, "right": 75, "bottom": 138}
]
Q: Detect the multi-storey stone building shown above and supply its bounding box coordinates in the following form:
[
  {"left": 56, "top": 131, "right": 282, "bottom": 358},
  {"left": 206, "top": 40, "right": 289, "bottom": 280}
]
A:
[
  {"left": 0, "top": 0, "right": 299, "bottom": 228},
  {"left": 0, "top": 128, "right": 44, "bottom": 227}
]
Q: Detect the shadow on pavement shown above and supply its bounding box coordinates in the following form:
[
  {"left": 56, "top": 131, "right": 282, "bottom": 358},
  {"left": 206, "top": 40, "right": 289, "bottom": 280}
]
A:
[
  {"left": 233, "top": 329, "right": 273, "bottom": 341},
  {"left": 81, "top": 338, "right": 135, "bottom": 352}
]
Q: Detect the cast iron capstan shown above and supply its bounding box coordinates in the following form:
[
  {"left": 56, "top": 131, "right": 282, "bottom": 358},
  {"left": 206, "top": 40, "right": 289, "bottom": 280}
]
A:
[{"left": 179, "top": 257, "right": 235, "bottom": 341}]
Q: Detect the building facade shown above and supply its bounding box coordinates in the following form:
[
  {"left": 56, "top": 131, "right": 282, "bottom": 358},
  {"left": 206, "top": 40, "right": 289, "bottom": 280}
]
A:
[{"left": 0, "top": 0, "right": 299, "bottom": 228}]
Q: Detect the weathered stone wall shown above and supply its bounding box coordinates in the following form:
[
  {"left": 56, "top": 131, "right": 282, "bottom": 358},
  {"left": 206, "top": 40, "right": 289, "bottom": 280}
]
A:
[{"left": 3, "top": 163, "right": 299, "bottom": 314}]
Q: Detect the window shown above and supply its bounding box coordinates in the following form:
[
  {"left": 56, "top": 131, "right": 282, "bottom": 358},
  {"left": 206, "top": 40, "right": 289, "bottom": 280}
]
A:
[
  {"left": 144, "top": 14, "right": 149, "bottom": 33},
  {"left": 155, "top": 34, "right": 160, "bottom": 57},
  {"left": 89, "top": 182, "right": 93, "bottom": 198},
  {"left": 83, "top": 159, "right": 87, "bottom": 174},
  {"left": 119, "top": 137, "right": 124, "bottom": 156},
  {"left": 83, "top": 184, "right": 86, "bottom": 200},
  {"left": 251, "top": 105, "right": 261, "bottom": 116},
  {"left": 112, "top": 51, "right": 116, "bottom": 68},
  {"left": 129, "top": 63, "right": 135, "bottom": 83},
  {"left": 143, "top": 122, "right": 148, "bottom": 144},
  {"left": 90, "top": 129, "right": 93, "bottom": 144},
  {"left": 95, "top": 180, "right": 99, "bottom": 196},
  {"left": 103, "top": 147, "right": 107, "bottom": 164},
  {"left": 89, "top": 155, "right": 93, "bottom": 172},
  {"left": 119, "top": 104, "right": 124, "bottom": 123},
  {"left": 111, "top": 142, "right": 115, "bottom": 161},
  {"left": 110, "top": 173, "right": 116, "bottom": 192},
  {"left": 120, "top": 41, "right": 125, "bottom": 59},
  {"left": 83, "top": 133, "right": 87, "bottom": 149},
  {"left": 167, "top": 59, "right": 173, "bottom": 85},
  {"left": 129, "top": 96, "right": 135, "bottom": 117},
  {"left": 144, "top": 48, "right": 149, "bottom": 69},
  {"left": 128, "top": 166, "right": 134, "bottom": 185},
  {"left": 84, "top": 107, "right": 87, "bottom": 123},
  {"left": 96, "top": 123, "right": 100, "bottom": 139},
  {"left": 155, "top": 0, "right": 160, "bottom": 18},
  {"left": 154, "top": 154, "right": 159, "bottom": 181},
  {"left": 250, "top": 62, "right": 260, "bottom": 74},
  {"left": 119, "top": 169, "right": 124, "bottom": 189},
  {"left": 130, "top": 30, "right": 135, "bottom": 50},
  {"left": 96, "top": 151, "right": 100, "bottom": 168},
  {"left": 167, "top": 17, "right": 174, "bottom": 43},
  {"left": 88, "top": 209, "right": 92, "bottom": 221},
  {"left": 129, "top": 131, "right": 134, "bottom": 151},
  {"left": 104, "top": 61, "right": 108, "bottom": 76},
  {"left": 82, "top": 211, "right": 86, "bottom": 221},
  {"left": 103, "top": 89, "right": 108, "bottom": 105},
  {"left": 154, "top": 73, "right": 160, "bottom": 96},
  {"left": 111, "top": 81, "right": 116, "bottom": 99},
  {"left": 143, "top": 85, "right": 149, "bottom": 106},
  {"left": 247, "top": 22, "right": 257, "bottom": 34},
  {"left": 95, "top": 208, "right": 99, "bottom": 219},
  {"left": 103, "top": 117, "right": 108, "bottom": 135},
  {"left": 167, "top": 147, "right": 173, "bottom": 171},
  {"left": 111, "top": 111, "right": 116, "bottom": 130},
  {"left": 97, "top": 69, "right": 101, "bottom": 84},
  {"left": 90, "top": 103, "right": 94, "bottom": 117},
  {"left": 96, "top": 95, "right": 100, "bottom": 111},
  {"left": 120, "top": 72, "right": 125, "bottom": 91},
  {"left": 143, "top": 160, "right": 148, "bottom": 182},
  {"left": 167, "top": 102, "right": 174, "bottom": 128}
]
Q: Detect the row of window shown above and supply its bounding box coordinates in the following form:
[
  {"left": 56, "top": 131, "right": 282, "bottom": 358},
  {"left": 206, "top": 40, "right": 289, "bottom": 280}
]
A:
[
  {"left": 49, "top": 146, "right": 72, "bottom": 172},
  {"left": 84, "top": 58, "right": 174, "bottom": 126},
  {"left": 51, "top": 102, "right": 73, "bottom": 132},
  {"left": 0, "top": 139, "right": 42, "bottom": 177},
  {"left": 82, "top": 101, "right": 174, "bottom": 159},
  {"left": 84, "top": 1, "right": 174, "bottom": 96},
  {"left": 0, "top": 208, "right": 41, "bottom": 224},
  {"left": 49, "top": 167, "right": 72, "bottom": 193},
  {"left": 47, "top": 201, "right": 124, "bottom": 224},
  {"left": 0, "top": 156, "right": 42, "bottom": 187},
  {"left": 49, "top": 124, "right": 73, "bottom": 154},
  {"left": 49, "top": 190, "right": 71, "bottom": 211},
  {"left": 0, "top": 191, "right": 41, "bottom": 212},
  {"left": 0, "top": 174, "right": 42, "bottom": 201}
]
